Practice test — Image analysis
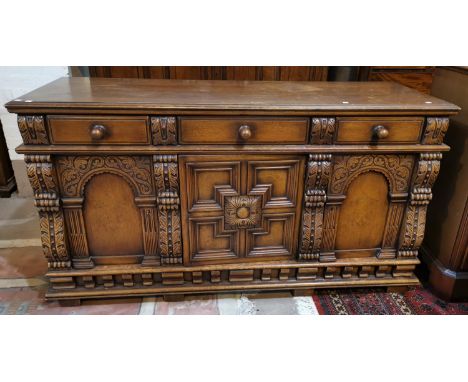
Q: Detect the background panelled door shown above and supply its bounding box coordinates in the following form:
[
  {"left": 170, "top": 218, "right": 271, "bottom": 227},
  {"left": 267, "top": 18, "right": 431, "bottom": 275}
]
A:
[{"left": 179, "top": 155, "right": 305, "bottom": 264}]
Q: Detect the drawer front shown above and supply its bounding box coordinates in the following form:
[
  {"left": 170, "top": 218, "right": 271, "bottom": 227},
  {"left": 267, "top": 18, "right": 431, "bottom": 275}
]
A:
[
  {"left": 336, "top": 117, "right": 424, "bottom": 144},
  {"left": 48, "top": 116, "right": 150, "bottom": 144},
  {"left": 179, "top": 117, "right": 309, "bottom": 144}
]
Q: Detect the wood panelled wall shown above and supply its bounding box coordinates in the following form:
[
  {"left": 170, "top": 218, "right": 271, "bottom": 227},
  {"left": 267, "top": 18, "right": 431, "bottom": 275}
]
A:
[
  {"left": 359, "top": 66, "right": 435, "bottom": 94},
  {"left": 88, "top": 66, "right": 329, "bottom": 81},
  {"left": 87, "top": 66, "right": 434, "bottom": 94}
]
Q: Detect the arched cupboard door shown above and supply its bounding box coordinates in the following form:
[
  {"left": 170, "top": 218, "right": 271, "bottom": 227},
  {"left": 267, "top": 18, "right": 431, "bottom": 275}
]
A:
[{"left": 56, "top": 156, "right": 160, "bottom": 268}]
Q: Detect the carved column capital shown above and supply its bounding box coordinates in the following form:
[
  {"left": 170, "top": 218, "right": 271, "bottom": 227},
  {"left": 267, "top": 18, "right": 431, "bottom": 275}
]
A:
[
  {"left": 151, "top": 117, "right": 177, "bottom": 145},
  {"left": 422, "top": 118, "right": 449, "bottom": 144},
  {"left": 310, "top": 118, "right": 335, "bottom": 144},
  {"left": 18, "top": 116, "right": 49, "bottom": 145}
]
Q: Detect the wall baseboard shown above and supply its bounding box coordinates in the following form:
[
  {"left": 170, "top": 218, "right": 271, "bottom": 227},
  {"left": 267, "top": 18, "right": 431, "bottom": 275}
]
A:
[{"left": 420, "top": 245, "right": 468, "bottom": 301}]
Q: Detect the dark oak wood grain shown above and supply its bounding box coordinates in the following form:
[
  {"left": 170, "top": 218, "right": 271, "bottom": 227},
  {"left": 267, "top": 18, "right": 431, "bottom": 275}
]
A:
[
  {"left": 88, "top": 66, "right": 329, "bottom": 82},
  {"left": 5, "top": 78, "right": 459, "bottom": 303},
  {"left": 359, "top": 66, "right": 435, "bottom": 94},
  {"left": 5, "top": 77, "right": 459, "bottom": 114}
]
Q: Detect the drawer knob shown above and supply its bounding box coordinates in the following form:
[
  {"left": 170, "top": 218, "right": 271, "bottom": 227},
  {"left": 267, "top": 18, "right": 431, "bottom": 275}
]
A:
[
  {"left": 90, "top": 124, "right": 107, "bottom": 140},
  {"left": 238, "top": 125, "right": 252, "bottom": 140},
  {"left": 373, "top": 125, "right": 389, "bottom": 139}
]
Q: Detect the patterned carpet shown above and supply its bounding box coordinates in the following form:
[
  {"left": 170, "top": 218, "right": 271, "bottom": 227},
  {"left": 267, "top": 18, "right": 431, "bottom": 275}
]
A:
[{"left": 313, "top": 286, "right": 468, "bottom": 315}]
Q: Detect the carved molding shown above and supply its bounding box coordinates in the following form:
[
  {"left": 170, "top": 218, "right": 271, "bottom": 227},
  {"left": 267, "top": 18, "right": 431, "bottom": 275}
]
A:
[
  {"left": 330, "top": 155, "right": 414, "bottom": 195},
  {"left": 141, "top": 207, "right": 158, "bottom": 254},
  {"left": 321, "top": 205, "right": 340, "bottom": 252},
  {"left": 48, "top": 261, "right": 419, "bottom": 293},
  {"left": 154, "top": 155, "right": 179, "bottom": 193},
  {"left": 17, "top": 116, "right": 49, "bottom": 144},
  {"left": 398, "top": 153, "right": 442, "bottom": 257},
  {"left": 25, "top": 155, "right": 70, "bottom": 269},
  {"left": 25, "top": 155, "right": 56, "bottom": 195},
  {"left": 422, "top": 118, "right": 449, "bottom": 144},
  {"left": 225, "top": 195, "right": 261, "bottom": 229},
  {"left": 310, "top": 118, "right": 335, "bottom": 144},
  {"left": 57, "top": 156, "right": 153, "bottom": 197},
  {"left": 382, "top": 203, "right": 406, "bottom": 248},
  {"left": 151, "top": 117, "right": 177, "bottom": 145},
  {"left": 154, "top": 155, "right": 182, "bottom": 265},
  {"left": 63, "top": 207, "right": 89, "bottom": 258},
  {"left": 299, "top": 154, "right": 332, "bottom": 261}
]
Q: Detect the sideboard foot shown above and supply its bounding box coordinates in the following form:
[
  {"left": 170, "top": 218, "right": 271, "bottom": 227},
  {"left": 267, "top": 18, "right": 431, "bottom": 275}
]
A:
[
  {"left": 163, "top": 294, "right": 185, "bottom": 302},
  {"left": 292, "top": 288, "right": 316, "bottom": 297},
  {"left": 386, "top": 286, "right": 409, "bottom": 294},
  {"left": 58, "top": 299, "right": 81, "bottom": 307}
]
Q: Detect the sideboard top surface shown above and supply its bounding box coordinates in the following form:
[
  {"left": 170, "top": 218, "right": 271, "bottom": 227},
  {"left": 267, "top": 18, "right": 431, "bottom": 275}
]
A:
[{"left": 5, "top": 77, "right": 460, "bottom": 114}]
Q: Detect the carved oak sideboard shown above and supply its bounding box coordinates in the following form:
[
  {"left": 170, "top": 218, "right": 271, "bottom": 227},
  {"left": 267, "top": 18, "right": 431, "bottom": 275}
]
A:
[{"left": 5, "top": 78, "right": 459, "bottom": 305}]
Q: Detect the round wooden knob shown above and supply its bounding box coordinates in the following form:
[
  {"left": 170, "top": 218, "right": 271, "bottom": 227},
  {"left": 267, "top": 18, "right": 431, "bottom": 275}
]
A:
[
  {"left": 373, "top": 125, "right": 389, "bottom": 139},
  {"left": 238, "top": 125, "right": 252, "bottom": 140},
  {"left": 90, "top": 124, "right": 107, "bottom": 140}
]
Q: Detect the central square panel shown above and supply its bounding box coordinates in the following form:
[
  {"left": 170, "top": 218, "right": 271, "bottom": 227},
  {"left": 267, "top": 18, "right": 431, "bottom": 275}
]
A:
[{"left": 179, "top": 154, "right": 305, "bottom": 264}]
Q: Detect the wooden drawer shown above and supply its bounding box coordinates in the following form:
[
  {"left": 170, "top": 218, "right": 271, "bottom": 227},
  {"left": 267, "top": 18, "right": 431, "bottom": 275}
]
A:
[
  {"left": 48, "top": 116, "right": 150, "bottom": 144},
  {"left": 179, "top": 117, "right": 309, "bottom": 144},
  {"left": 336, "top": 117, "right": 424, "bottom": 144}
]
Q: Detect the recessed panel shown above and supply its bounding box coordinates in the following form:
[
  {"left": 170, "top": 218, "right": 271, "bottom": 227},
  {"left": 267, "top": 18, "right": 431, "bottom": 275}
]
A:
[
  {"left": 83, "top": 173, "right": 143, "bottom": 262},
  {"left": 335, "top": 172, "right": 389, "bottom": 251},
  {"left": 247, "top": 215, "right": 295, "bottom": 258},
  {"left": 185, "top": 161, "right": 240, "bottom": 211},
  {"left": 189, "top": 218, "right": 239, "bottom": 262},
  {"left": 248, "top": 159, "right": 302, "bottom": 208}
]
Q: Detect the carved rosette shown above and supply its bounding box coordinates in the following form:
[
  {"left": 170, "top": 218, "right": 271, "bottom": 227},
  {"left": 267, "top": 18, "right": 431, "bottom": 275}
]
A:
[
  {"left": 224, "top": 195, "right": 261, "bottom": 230},
  {"left": 422, "top": 118, "right": 449, "bottom": 144},
  {"left": 17, "top": 116, "right": 49, "bottom": 144},
  {"left": 398, "top": 153, "right": 442, "bottom": 258},
  {"left": 151, "top": 117, "right": 177, "bottom": 145},
  {"left": 154, "top": 155, "right": 182, "bottom": 265},
  {"left": 299, "top": 154, "right": 332, "bottom": 261},
  {"left": 25, "top": 155, "right": 70, "bottom": 269},
  {"left": 310, "top": 118, "right": 335, "bottom": 144}
]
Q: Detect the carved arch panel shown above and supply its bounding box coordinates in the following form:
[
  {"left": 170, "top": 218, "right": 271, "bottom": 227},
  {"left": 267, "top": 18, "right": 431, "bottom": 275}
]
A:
[
  {"left": 310, "top": 154, "right": 415, "bottom": 262},
  {"left": 56, "top": 155, "right": 159, "bottom": 268}
]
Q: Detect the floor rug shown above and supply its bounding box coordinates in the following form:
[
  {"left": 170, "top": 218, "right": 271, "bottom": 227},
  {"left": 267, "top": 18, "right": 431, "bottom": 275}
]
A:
[{"left": 313, "top": 286, "right": 468, "bottom": 315}]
